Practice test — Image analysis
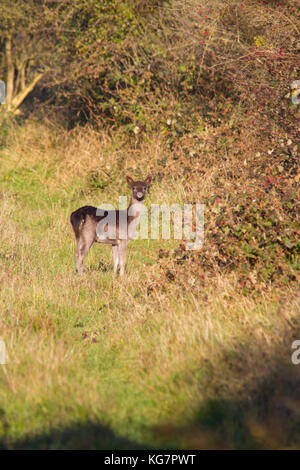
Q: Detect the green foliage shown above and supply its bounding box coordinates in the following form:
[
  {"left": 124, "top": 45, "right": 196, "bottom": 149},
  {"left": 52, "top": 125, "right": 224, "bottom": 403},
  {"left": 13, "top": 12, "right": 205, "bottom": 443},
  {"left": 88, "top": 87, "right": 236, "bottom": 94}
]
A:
[{"left": 0, "top": 0, "right": 299, "bottom": 449}]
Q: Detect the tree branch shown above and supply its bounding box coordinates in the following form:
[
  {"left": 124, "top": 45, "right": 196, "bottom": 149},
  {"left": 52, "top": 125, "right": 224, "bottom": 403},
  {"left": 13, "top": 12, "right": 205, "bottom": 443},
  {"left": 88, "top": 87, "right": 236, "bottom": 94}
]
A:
[{"left": 10, "top": 71, "right": 45, "bottom": 112}]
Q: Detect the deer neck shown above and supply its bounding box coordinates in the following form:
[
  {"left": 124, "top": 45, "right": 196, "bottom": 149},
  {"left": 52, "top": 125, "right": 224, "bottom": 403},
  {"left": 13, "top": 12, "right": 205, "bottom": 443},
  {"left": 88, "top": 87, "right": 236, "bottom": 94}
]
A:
[
  {"left": 127, "top": 196, "right": 144, "bottom": 216},
  {"left": 126, "top": 196, "right": 144, "bottom": 239}
]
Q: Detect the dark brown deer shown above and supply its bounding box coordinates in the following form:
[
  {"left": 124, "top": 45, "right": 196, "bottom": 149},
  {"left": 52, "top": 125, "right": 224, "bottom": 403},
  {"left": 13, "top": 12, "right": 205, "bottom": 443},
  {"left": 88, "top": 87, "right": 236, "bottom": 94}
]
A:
[{"left": 70, "top": 176, "right": 152, "bottom": 276}]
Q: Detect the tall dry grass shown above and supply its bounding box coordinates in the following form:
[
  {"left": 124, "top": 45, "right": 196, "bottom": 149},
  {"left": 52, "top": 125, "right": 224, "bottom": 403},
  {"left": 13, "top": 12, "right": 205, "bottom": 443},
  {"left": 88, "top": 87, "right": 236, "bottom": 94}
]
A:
[{"left": 0, "top": 122, "right": 299, "bottom": 448}]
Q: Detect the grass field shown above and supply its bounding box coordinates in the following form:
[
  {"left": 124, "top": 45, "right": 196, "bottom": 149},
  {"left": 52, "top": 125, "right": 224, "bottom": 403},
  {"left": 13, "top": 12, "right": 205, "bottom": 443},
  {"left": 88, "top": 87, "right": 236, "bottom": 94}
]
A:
[{"left": 0, "top": 122, "right": 299, "bottom": 449}]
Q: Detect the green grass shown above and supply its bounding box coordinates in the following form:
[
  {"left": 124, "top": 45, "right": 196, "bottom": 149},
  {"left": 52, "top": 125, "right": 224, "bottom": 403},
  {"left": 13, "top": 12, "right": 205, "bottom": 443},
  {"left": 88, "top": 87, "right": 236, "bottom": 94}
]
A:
[{"left": 0, "top": 123, "right": 299, "bottom": 449}]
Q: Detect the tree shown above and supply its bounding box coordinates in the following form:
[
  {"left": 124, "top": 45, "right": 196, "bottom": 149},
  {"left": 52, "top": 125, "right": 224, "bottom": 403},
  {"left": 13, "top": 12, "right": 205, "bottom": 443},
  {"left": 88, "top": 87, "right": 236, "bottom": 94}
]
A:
[
  {"left": 0, "top": 0, "right": 165, "bottom": 124},
  {"left": 0, "top": 0, "right": 72, "bottom": 116}
]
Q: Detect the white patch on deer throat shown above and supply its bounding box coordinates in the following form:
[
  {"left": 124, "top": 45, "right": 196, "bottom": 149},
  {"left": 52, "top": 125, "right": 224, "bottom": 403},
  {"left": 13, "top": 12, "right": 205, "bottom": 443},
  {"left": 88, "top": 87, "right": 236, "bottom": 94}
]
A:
[{"left": 128, "top": 211, "right": 142, "bottom": 239}]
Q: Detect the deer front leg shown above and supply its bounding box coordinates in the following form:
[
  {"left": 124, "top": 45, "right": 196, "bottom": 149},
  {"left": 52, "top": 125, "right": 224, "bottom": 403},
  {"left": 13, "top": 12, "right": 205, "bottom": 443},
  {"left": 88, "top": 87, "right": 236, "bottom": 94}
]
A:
[
  {"left": 112, "top": 244, "right": 119, "bottom": 274},
  {"left": 118, "top": 240, "right": 128, "bottom": 276}
]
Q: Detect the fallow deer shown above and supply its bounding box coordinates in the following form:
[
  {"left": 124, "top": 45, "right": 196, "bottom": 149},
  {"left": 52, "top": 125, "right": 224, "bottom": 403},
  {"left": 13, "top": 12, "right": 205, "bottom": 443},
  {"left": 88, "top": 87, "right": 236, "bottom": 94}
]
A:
[{"left": 70, "top": 176, "right": 152, "bottom": 276}]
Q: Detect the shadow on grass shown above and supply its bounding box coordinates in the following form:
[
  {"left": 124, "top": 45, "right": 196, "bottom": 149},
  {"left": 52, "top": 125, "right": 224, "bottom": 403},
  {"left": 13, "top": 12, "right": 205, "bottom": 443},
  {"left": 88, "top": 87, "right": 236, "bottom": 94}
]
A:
[
  {"left": 0, "top": 421, "right": 151, "bottom": 450},
  {"left": 151, "top": 368, "right": 300, "bottom": 449},
  {"left": 1, "top": 318, "right": 299, "bottom": 450},
  {"left": 151, "top": 323, "right": 300, "bottom": 450}
]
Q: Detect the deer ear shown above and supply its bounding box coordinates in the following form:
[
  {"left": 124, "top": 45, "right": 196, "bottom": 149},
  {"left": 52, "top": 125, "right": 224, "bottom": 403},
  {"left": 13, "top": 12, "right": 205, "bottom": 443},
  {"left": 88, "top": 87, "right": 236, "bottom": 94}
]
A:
[
  {"left": 144, "top": 175, "right": 152, "bottom": 187},
  {"left": 126, "top": 176, "right": 134, "bottom": 187}
]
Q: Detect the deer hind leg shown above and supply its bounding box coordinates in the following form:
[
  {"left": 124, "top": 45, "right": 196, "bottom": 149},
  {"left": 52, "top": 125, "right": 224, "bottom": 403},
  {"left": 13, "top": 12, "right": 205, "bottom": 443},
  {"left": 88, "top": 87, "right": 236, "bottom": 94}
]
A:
[
  {"left": 112, "top": 244, "right": 119, "bottom": 274},
  {"left": 118, "top": 240, "right": 128, "bottom": 276},
  {"left": 75, "top": 234, "right": 94, "bottom": 274}
]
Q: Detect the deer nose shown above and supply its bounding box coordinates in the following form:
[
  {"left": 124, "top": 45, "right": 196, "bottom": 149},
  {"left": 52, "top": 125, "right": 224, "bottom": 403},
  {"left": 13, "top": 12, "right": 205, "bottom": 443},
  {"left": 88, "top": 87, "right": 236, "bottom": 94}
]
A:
[{"left": 136, "top": 192, "right": 143, "bottom": 199}]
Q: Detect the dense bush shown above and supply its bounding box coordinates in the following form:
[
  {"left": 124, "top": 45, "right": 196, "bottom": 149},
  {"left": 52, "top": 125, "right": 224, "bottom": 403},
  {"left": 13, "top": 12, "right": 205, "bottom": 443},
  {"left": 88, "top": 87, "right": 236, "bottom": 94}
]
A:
[{"left": 1, "top": 0, "right": 299, "bottom": 291}]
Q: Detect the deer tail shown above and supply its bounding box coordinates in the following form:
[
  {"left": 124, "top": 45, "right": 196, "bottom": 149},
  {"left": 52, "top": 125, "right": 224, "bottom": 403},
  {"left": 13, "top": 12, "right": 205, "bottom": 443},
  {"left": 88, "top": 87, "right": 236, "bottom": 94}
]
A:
[{"left": 70, "top": 208, "right": 86, "bottom": 236}]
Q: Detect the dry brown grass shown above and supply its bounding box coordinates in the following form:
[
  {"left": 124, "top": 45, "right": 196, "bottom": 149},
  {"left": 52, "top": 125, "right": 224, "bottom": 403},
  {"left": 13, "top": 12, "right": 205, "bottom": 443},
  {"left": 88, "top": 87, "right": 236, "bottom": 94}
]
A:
[
  {"left": 0, "top": 0, "right": 299, "bottom": 449},
  {"left": 0, "top": 121, "right": 299, "bottom": 448}
]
